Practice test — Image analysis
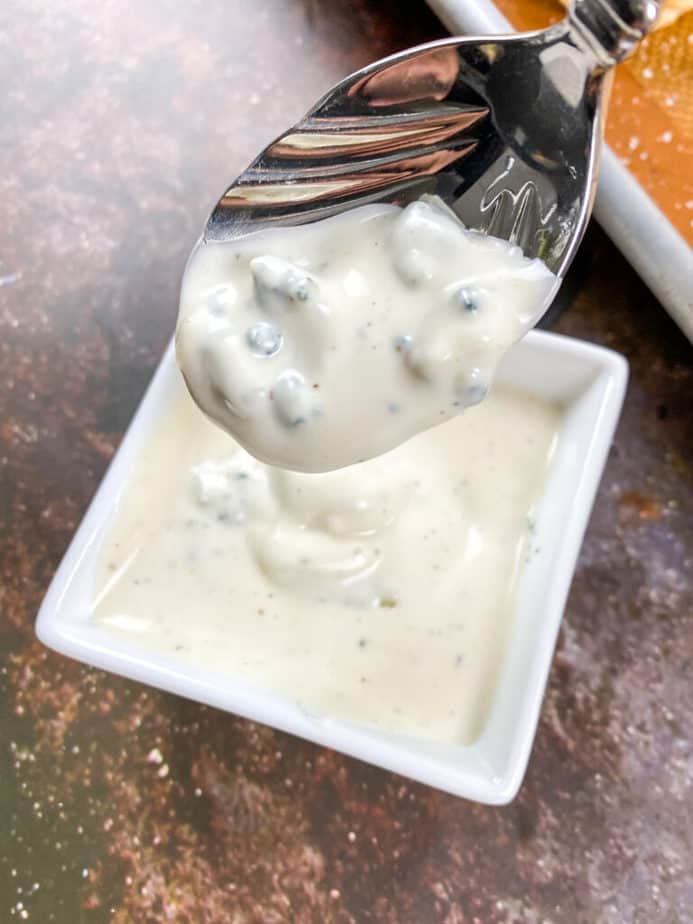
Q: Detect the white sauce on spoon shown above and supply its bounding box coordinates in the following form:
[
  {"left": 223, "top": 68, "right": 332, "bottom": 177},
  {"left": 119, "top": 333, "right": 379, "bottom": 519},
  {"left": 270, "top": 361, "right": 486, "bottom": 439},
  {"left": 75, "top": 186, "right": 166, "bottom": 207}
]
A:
[{"left": 177, "top": 197, "right": 557, "bottom": 472}]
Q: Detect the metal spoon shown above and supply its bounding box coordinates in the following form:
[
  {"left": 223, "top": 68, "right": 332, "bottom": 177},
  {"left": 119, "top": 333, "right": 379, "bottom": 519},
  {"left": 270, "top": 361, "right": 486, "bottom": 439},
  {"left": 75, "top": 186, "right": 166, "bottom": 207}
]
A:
[{"left": 203, "top": 0, "right": 658, "bottom": 281}]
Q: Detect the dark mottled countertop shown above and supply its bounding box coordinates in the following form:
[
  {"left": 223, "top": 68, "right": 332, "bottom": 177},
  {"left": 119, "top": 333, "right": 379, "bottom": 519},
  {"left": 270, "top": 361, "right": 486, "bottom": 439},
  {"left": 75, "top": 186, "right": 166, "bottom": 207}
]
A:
[{"left": 1, "top": 1, "right": 692, "bottom": 921}]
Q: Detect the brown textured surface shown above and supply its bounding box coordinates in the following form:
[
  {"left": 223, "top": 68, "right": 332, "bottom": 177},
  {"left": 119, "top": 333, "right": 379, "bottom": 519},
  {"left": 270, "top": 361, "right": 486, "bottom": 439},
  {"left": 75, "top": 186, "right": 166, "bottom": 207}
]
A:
[{"left": 1, "top": 1, "right": 692, "bottom": 922}]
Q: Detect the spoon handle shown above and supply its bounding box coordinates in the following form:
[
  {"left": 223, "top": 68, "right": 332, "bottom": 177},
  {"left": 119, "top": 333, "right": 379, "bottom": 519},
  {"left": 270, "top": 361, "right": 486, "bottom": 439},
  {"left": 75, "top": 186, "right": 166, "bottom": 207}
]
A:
[{"left": 569, "top": 0, "right": 660, "bottom": 68}]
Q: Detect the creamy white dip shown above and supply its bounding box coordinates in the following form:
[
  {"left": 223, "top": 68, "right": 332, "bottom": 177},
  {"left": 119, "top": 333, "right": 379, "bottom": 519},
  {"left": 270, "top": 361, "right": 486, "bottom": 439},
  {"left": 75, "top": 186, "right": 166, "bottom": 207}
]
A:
[
  {"left": 93, "top": 196, "right": 563, "bottom": 743},
  {"left": 93, "top": 382, "right": 559, "bottom": 744},
  {"left": 177, "top": 198, "right": 556, "bottom": 472}
]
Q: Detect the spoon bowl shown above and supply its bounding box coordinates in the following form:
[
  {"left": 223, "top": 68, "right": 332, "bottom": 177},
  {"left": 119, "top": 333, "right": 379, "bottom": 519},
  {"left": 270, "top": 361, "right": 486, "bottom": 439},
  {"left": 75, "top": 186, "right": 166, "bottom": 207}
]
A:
[{"left": 205, "top": 0, "right": 659, "bottom": 280}]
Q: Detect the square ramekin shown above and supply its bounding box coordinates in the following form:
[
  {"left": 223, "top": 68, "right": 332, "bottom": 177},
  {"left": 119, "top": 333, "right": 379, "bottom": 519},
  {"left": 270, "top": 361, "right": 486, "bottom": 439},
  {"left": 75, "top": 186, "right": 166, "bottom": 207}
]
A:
[{"left": 36, "top": 330, "right": 627, "bottom": 804}]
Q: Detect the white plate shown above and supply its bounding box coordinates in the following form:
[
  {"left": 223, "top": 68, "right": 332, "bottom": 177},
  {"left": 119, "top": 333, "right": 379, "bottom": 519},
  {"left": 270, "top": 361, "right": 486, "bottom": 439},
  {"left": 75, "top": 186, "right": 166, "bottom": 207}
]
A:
[
  {"left": 36, "top": 331, "right": 627, "bottom": 804},
  {"left": 426, "top": 0, "right": 693, "bottom": 342}
]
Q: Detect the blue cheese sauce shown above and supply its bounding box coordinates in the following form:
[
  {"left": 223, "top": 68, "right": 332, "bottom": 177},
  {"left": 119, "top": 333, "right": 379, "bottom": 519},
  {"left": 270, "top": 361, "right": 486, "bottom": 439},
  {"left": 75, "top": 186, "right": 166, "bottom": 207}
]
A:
[
  {"left": 92, "top": 380, "right": 560, "bottom": 744},
  {"left": 176, "top": 197, "right": 557, "bottom": 473}
]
